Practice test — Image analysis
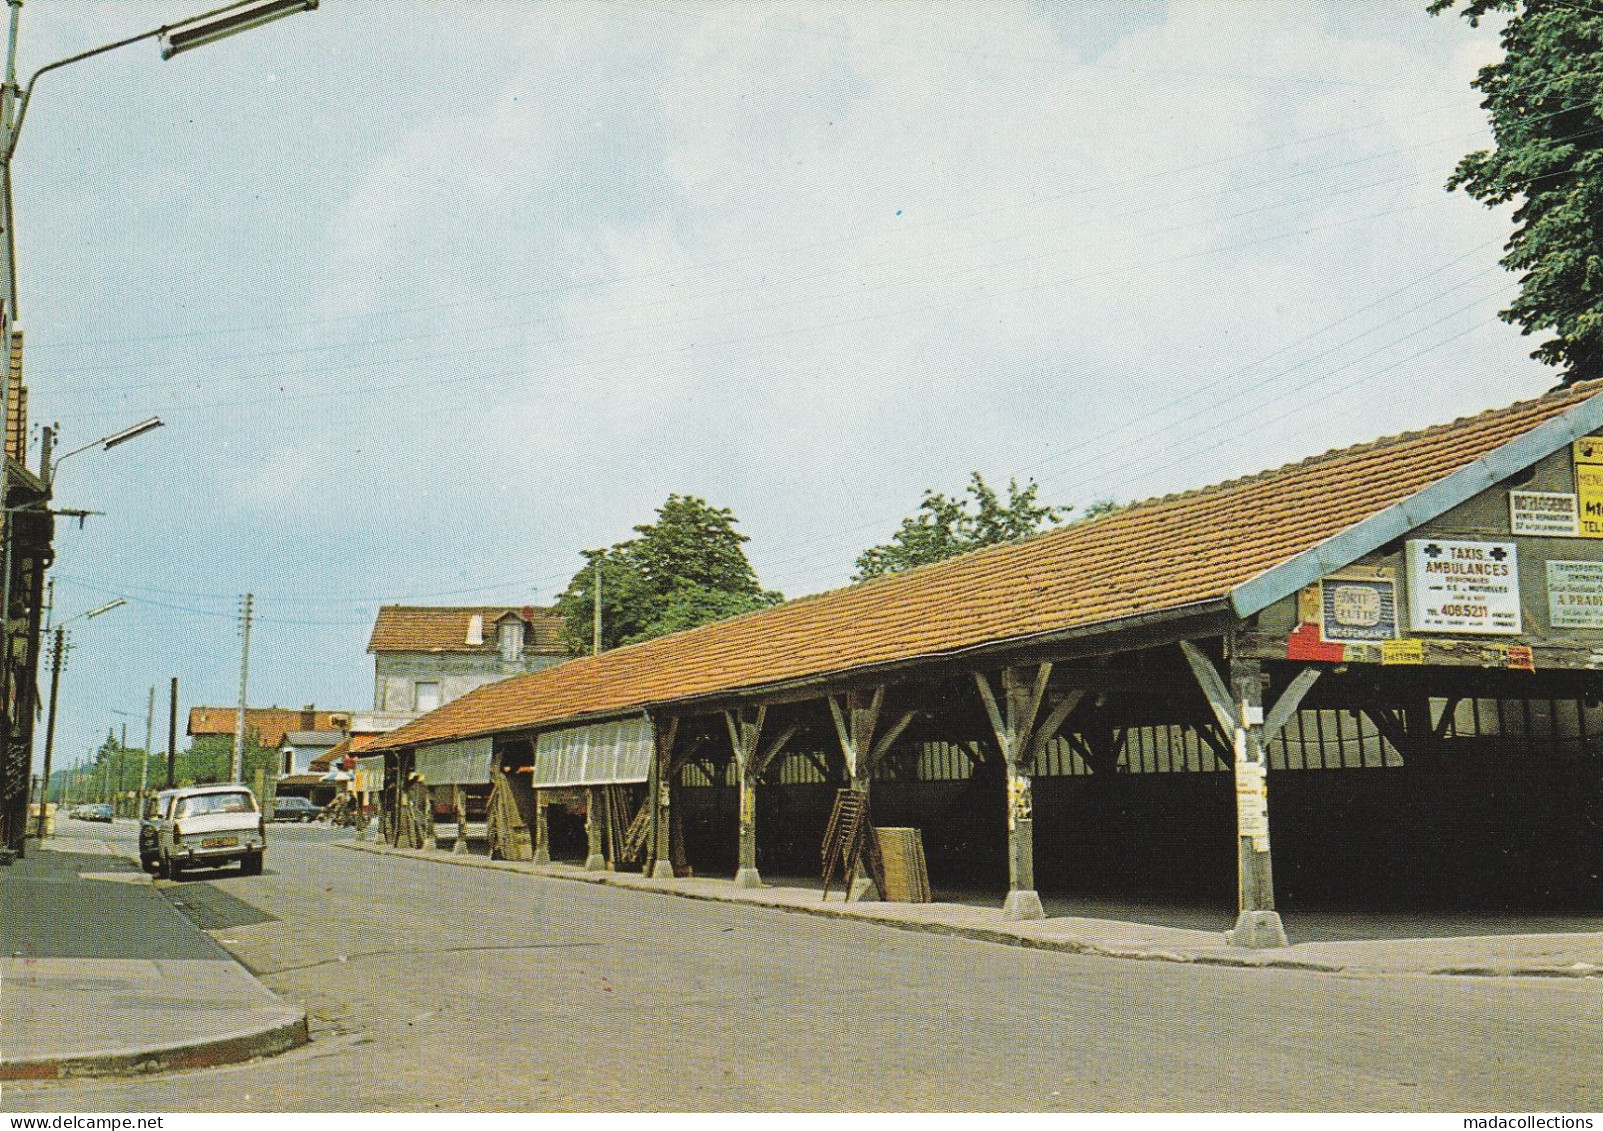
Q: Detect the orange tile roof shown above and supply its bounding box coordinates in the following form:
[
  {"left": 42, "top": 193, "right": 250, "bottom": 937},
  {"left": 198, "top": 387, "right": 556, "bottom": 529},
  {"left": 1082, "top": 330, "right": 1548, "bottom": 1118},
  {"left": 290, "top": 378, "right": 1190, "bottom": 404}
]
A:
[
  {"left": 369, "top": 381, "right": 1603, "bottom": 752},
  {"left": 367, "top": 605, "right": 567, "bottom": 655},
  {"left": 187, "top": 707, "right": 352, "bottom": 748},
  {"left": 310, "top": 737, "right": 353, "bottom": 771}
]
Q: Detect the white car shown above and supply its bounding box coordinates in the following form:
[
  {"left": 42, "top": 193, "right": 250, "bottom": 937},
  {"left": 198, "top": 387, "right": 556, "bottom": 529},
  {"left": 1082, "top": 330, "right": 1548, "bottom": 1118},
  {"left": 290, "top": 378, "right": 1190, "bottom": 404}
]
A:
[{"left": 141, "top": 785, "right": 267, "bottom": 878}]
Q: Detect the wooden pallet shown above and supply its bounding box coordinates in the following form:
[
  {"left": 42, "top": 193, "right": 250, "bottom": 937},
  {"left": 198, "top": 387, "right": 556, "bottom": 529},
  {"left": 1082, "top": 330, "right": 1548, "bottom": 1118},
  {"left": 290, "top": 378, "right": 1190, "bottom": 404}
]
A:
[{"left": 874, "top": 827, "right": 931, "bottom": 903}]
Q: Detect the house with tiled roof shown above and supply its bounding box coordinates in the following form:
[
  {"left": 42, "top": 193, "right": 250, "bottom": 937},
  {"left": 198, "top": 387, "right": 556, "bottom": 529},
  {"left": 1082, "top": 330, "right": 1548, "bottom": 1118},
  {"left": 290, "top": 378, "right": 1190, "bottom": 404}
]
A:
[
  {"left": 366, "top": 605, "right": 568, "bottom": 721},
  {"left": 187, "top": 705, "right": 351, "bottom": 750},
  {"left": 367, "top": 382, "right": 1603, "bottom": 945}
]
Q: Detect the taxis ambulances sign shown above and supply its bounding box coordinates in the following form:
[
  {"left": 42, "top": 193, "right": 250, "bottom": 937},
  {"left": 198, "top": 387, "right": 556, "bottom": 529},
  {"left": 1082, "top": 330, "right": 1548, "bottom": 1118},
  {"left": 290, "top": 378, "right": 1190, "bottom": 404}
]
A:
[{"left": 1406, "top": 539, "right": 1521, "bottom": 635}]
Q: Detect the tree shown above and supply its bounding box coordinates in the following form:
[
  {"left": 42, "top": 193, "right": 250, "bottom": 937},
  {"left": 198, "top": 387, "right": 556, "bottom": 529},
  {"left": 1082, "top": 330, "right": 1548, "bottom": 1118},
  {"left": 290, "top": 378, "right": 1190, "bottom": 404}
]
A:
[
  {"left": 556, "top": 494, "right": 783, "bottom": 653},
  {"left": 853, "top": 473, "right": 1069, "bottom": 581},
  {"left": 1431, "top": 0, "right": 1603, "bottom": 383}
]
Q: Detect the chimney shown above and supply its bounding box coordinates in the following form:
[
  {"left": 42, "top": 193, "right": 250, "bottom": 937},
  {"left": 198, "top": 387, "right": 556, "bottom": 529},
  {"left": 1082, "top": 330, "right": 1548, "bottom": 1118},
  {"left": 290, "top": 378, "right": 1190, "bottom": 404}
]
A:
[{"left": 302, "top": 704, "right": 316, "bottom": 731}]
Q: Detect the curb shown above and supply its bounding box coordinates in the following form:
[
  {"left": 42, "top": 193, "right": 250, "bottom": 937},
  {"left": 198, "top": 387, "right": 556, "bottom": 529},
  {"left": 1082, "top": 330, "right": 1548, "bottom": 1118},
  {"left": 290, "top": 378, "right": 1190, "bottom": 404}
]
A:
[
  {"left": 0, "top": 1011, "right": 308, "bottom": 1081},
  {"left": 337, "top": 841, "right": 1241, "bottom": 967},
  {"left": 336, "top": 841, "right": 1603, "bottom": 981}
]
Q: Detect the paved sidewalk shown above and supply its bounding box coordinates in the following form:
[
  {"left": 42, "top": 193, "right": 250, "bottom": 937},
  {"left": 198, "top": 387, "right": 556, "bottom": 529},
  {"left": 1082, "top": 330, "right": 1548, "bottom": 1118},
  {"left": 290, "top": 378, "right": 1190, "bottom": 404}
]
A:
[
  {"left": 341, "top": 839, "right": 1603, "bottom": 980},
  {"left": 1, "top": 838, "right": 307, "bottom": 1080}
]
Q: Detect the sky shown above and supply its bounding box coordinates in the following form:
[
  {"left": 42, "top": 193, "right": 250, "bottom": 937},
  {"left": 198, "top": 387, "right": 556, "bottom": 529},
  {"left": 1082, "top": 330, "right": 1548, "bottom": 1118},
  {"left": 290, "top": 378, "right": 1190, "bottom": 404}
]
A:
[{"left": 13, "top": 0, "right": 1549, "bottom": 775}]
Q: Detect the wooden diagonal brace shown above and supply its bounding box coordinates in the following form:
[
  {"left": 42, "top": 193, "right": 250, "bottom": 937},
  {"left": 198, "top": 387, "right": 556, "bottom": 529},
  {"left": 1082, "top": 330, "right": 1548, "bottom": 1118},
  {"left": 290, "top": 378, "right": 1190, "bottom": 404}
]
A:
[
  {"left": 1262, "top": 668, "right": 1320, "bottom": 744},
  {"left": 868, "top": 710, "right": 915, "bottom": 771},
  {"left": 1027, "top": 688, "right": 1086, "bottom": 763},
  {"left": 754, "top": 723, "right": 799, "bottom": 778},
  {"left": 974, "top": 672, "right": 1008, "bottom": 756},
  {"left": 1180, "top": 640, "right": 1237, "bottom": 737}
]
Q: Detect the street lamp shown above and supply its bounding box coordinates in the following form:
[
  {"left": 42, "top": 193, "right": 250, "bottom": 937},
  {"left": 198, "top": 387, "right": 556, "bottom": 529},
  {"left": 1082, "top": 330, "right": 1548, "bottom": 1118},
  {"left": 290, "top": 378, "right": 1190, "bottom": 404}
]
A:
[
  {"left": 2, "top": 0, "right": 321, "bottom": 319},
  {"left": 34, "top": 596, "right": 123, "bottom": 837},
  {"left": 46, "top": 417, "right": 163, "bottom": 487}
]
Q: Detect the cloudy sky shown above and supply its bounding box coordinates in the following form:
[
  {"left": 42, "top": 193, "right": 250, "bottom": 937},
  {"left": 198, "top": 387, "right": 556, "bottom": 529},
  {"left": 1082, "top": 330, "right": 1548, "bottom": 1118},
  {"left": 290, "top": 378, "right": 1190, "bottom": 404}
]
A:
[{"left": 16, "top": 0, "right": 1542, "bottom": 771}]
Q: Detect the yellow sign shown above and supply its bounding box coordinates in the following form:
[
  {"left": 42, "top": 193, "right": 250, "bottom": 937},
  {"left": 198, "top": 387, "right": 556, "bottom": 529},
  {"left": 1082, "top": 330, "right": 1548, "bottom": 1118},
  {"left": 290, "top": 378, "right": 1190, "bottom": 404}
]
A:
[
  {"left": 1575, "top": 437, "right": 1603, "bottom": 464},
  {"left": 1381, "top": 638, "right": 1423, "bottom": 665},
  {"left": 1575, "top": 440, "right": 1603, "bottom": 537}
]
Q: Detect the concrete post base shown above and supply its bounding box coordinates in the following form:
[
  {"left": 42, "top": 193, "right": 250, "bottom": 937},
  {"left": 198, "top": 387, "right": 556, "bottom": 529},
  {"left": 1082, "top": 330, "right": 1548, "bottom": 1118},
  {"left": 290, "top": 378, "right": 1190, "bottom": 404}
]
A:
[
  {"left": 847, "top": 876, "right": 879, "bottom": 902},
  {"left": 423, "top": 836, "right": 437, "bottom": 852},
  {"left": 733, "top": 866, "right": 763, "bottom": 889},
  {"left": 1001, "top": 889, "right": 1045, "bottom": 921},
  {"left": 452, "top": 834, "right": 469, "bottom": 855},
  {"left": 649, "top": 860, "right": 674, "bottom": 879},
  {"left": 533, "top": 846, "right": 551, "bottom": 866},
  {"left": 584, "top": 852, "right": 607, "bottom": 872},
  {"left": 1227, "top": 910, "right": 1288, "bottom": 949}
]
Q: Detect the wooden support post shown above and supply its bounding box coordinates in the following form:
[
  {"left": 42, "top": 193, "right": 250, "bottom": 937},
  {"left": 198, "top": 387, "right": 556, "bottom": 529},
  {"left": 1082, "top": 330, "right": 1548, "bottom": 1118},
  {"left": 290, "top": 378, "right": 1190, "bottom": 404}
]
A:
[
  {"left": 420, "top": 780, "right": 437, "bottom": 852},
  {"left": 975, "top": 665, "right": 1081, "bottom": 921},
  {"left": 1181, "top": 639, "right": 1319, "bottom": 949},
  {"left": 584, "top": 785, "right": 607, "bottom": 871},
  {"left": 532, "top": 790, "right": 551, "bottom": 865},
  {"left": 827, "top": 687, "right": 889, "bottom": 901},
  {"left": 725, "top": 706, "right": 793, "bottom": 889},
  {"left": 452, "top": 785, "right": 469, "bottom": 854},
  {"left": 648, "top": 717, "right": 677, "bottom": 879}
]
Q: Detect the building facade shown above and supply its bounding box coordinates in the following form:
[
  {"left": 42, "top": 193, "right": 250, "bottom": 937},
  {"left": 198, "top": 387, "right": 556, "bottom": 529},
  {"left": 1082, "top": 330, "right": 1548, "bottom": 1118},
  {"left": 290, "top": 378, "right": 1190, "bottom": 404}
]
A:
[{"left": 367, "top": 606, "right": 568, "bottom": 719}]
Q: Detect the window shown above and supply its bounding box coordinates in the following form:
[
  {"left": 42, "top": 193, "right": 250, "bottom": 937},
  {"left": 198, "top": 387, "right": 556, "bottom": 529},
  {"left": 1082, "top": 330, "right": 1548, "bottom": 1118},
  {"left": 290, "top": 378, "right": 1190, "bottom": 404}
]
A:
[
  {"left": 499, "top": 619, "right": 524, "bottom": 662},
  {"left": 175, "top": 791, "right": 256, "bottom": 819},
  {"left": 414, "top": 681, "right": 441, "bottom": 713},
  {"left": 283, "top": 751, "right": 294, "bottom": 776}
]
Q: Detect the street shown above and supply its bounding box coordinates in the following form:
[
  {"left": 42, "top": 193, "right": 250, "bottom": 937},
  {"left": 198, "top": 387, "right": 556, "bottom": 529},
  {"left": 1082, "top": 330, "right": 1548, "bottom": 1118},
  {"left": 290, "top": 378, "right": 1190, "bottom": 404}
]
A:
[{"left": 3, "top": 819, "right": 1599, "bottom": 1113}]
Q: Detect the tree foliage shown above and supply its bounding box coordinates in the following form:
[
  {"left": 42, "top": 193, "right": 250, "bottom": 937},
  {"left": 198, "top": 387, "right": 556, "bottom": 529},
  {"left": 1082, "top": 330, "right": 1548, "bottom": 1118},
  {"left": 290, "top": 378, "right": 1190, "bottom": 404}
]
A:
[
  {"left": 1431, "top": 0, "right": 1603, "bottom": 382},
  {"left": 853, "top": 473, "right": 1071, "bottom": 581},
  {"left": 556, "top": 494, "right": 783, "bottom": 653}
]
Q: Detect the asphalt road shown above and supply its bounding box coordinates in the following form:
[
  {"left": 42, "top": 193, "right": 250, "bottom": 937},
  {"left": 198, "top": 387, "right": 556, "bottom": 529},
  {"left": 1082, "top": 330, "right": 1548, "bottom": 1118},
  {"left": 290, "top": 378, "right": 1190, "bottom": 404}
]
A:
[{"left": 7, "top": 820, "right": 1601, "bottom": 1112}]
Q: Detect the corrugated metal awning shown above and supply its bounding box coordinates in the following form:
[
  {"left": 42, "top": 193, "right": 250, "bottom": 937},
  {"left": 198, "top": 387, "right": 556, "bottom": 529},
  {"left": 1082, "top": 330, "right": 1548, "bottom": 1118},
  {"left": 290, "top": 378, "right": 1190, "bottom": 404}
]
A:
[
  {"left": 414, "top": 736, "right": 494, "bottom": 785},
  {"left": 533, "top": 717, "right": 653, "bottom": 788},
  {"left": 353, "top": 755, "right": 385, "bottom": 793}
]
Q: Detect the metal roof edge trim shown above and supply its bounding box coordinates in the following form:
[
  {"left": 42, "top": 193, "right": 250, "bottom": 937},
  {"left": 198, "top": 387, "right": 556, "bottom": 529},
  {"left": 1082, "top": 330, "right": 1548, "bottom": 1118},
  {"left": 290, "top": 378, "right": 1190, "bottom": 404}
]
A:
[
  {"left": 373, "top": 597, "right": 1234, "bottom": 753},
  {"left": 1227, "top": 391, "right": 1603, "bottom": 618}
]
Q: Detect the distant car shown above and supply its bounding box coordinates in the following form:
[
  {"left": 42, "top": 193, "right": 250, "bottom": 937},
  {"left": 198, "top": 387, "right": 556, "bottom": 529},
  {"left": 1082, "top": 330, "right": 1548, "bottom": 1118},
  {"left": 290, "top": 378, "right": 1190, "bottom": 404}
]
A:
[
  {"left": 273, "top": 797, "right": 322, "bottom": 823},
  {"left": 140, "top": 785, "right": 266, "bottom": 879},
  {"left": 82, "top": 803, "right": 114, "bottom": 823}
]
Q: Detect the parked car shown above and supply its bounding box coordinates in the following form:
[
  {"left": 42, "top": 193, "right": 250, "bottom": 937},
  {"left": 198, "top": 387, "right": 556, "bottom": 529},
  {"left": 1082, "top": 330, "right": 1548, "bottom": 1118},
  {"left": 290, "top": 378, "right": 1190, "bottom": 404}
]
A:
[
  {"left": 140, "top": 785, "right": 266, "bottom": 879},
  {"left": 273, "top": 796, "right": 321, "bottom": 823},
  {"left": 82, "top": 803, "right": 114, "bottom": 823}
]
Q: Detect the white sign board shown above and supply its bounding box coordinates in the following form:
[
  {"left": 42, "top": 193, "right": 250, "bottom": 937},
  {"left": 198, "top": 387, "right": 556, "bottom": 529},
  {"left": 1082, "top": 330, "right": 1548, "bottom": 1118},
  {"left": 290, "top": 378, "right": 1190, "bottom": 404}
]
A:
[
  {"left": 1510, "top": 491, "right": 1580, "bottom": 536},
  {"left": 1546, "top": 560, "right": 1603, "bottom": 628},
  {"left": 1405, "top": 539, "right": 1522, "bottom": 635}
]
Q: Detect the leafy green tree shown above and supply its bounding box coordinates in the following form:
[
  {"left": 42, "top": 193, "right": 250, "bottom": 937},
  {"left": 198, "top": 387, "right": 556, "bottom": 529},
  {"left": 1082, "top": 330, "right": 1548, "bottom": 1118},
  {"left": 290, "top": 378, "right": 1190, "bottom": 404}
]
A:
[
  {"left": 854, "top": 473, "right": 1068, "bottom": 581},
  {"left": 557, "top": 494, "right": 783, "bottom": 653},
  {"left": 1431, "top": 0, "right": 1603, "bottom": 383}
]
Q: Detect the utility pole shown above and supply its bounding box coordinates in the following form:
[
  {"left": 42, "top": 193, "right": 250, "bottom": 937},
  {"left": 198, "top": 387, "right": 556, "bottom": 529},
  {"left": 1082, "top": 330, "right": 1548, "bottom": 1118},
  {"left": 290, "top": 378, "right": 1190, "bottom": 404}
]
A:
[
  {"left": 592, "top": 561, "right": 602, "bottom": 657},
  {"left": 166, "top": 676, "right": 177, "bottom": 789},
  {"left": 231, "top": 593, "right": 252, "bottom": 784},
  {"left": 34, "top": 624, "right": 61, "bottom": 838},
  {"left": 138, "top": 684, "right": 153, "bottom": 798}
]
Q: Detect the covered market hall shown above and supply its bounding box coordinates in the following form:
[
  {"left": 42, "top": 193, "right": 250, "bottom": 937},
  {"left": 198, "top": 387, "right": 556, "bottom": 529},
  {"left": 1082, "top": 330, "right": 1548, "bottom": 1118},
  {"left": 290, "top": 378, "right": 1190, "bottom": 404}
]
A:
[{"left": 363, "top": 381, "right": 1603, "bottom": 947}]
